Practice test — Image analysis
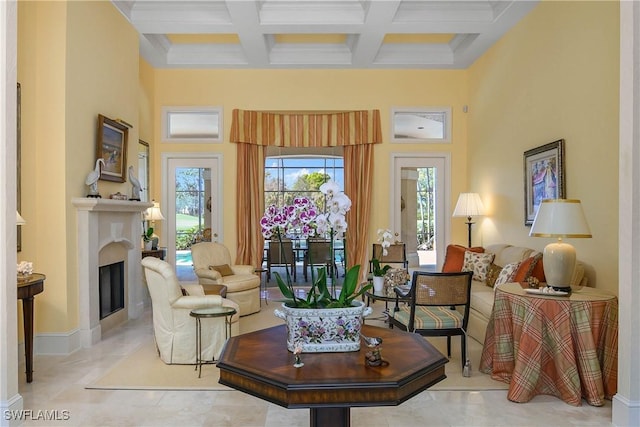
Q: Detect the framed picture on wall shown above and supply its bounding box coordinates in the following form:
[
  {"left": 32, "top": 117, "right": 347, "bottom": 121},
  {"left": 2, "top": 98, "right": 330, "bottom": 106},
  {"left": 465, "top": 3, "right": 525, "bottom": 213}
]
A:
[
  {"left": 97, "top": 114, "right": 128, "bottom": 182},
  {"left": 524, "top": 139, "right": 566, "bottom": 225}
]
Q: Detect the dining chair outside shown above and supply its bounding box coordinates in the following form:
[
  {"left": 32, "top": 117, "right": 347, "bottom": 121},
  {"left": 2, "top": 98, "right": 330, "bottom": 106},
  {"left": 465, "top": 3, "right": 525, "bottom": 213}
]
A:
[
  {"left": 266, "top": 240, "right": 296, "bottom": 281},
  {"left": 304, "top": 239, "right": 337, "bottom": 281}
]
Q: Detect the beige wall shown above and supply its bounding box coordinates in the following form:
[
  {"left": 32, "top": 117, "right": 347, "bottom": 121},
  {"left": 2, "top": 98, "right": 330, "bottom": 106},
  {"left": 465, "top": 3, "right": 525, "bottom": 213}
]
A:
[
  {"left": 18, "top": 0, "right": 139, "bottom": 334},
  {"left": 467, "top": 1, "right": 620, "bottom": 293},
  {"left": 152, "top": 69, "right": 469, "bottom": 255},
  {"left": 16, "top": 0, "right": 620, "bottom": 339}
]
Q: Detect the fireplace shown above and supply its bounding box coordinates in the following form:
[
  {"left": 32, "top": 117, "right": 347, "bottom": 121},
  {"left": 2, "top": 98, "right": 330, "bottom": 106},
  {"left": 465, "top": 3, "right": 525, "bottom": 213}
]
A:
[
  {"left": 73, "top": 198, "right": 151, "bottom": 347},
  {"left": 99, "top": 261, "right": 125, "bottom": 319}
]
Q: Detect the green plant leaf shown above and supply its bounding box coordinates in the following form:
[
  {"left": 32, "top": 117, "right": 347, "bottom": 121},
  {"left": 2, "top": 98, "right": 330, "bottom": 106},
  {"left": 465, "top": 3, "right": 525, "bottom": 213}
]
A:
[
  {"left": 338, "top": 264, "right": 361, "bottom": 305},
  {"left": 274, "top": 272, "right": 295, "bottom": 300},
  {"left": 372, "top": 259, "right": 391, "bottom": 276}
]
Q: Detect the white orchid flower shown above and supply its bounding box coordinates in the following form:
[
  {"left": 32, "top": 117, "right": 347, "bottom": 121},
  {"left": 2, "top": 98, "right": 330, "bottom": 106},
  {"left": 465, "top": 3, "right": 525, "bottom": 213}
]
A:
[
  {"left": 377, "top": 228, "right": 393, "bottom": 256},
  {"left": 319, "top": 180, "right": 341, "bottom": 198},
  {"left": 331, "top": 215, "right": 348, "bottom": 239},
  {"left": 328, "top": 192, "right": 351, "bottom": 215}
]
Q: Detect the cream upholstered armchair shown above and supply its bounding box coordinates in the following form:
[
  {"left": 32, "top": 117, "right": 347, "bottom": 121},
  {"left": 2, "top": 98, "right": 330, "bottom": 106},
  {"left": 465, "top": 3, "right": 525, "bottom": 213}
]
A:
[
  {"left": 141, "top": 257, "right": 240, "bottom": 364},
  {"left": 191, "top": 242, "right": 261, "bottom": 316}
]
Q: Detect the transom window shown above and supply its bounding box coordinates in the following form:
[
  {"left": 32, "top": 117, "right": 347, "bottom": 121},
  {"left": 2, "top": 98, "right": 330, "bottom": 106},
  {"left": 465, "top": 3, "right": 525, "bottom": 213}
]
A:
[{"left": 264, "top": 156, "right": 344, "bottom": 212}]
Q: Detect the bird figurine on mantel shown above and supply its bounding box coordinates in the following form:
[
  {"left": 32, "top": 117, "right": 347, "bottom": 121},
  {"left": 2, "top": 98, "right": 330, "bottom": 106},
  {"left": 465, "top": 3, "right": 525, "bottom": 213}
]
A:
[
  {"left": 85, "top": 158, "right": 105, "bottom": 198},
  {"left": 128, "top": 165, "right": 142, "bottom": 201}
]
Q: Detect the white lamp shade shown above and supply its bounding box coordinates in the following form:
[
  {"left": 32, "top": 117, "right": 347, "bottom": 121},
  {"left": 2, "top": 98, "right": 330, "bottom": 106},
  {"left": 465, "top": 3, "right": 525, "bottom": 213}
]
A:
[
  {"left": 529, "top": 199, "right": 591, "bottom": 238},
  {"left": 529, "top": 199, "right": 591, "bottom": 289},
  {"left": 144, "top": 201, "right": 165, "bottom": 221},
  {"left": 16, "top": 211, "right": 26, "bottom": 225},
  {"left": 453, "top": 193, "right": 485, "bottom": 218}
]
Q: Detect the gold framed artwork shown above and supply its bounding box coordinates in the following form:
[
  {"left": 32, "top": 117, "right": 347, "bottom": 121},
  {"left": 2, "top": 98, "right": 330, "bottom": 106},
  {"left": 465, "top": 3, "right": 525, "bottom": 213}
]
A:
[
  {"left": 523, "top": 139, "right": 566, "bottom": 225},
  {"left": 97, "top": 114, "right": 128, "bottom": 182}
]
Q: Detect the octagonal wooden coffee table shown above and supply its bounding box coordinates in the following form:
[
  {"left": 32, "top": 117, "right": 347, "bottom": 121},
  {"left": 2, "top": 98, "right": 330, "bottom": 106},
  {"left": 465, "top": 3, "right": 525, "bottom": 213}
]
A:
[{"left": 217, "top": 324, "right": 447, "bottom": 427}]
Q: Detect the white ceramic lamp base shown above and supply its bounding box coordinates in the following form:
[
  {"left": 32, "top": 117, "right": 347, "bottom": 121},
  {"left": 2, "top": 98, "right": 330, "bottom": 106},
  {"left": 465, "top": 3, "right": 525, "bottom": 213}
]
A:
[{"left": 542, "top": 240, "right": 576, "bottom": 291}]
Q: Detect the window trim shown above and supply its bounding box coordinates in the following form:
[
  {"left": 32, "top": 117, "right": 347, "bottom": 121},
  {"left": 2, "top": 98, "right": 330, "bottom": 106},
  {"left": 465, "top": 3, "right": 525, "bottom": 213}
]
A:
[
  {"left": 162, "top": 106, "right": 223, "bottom": 143},
  {"left": 390, "top": 107, "right": 452, "bottom": 143}
]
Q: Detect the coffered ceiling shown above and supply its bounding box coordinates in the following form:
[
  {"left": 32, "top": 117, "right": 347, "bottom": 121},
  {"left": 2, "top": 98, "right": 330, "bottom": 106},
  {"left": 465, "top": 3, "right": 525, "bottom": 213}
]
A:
[{"left": 112, "top": 0, "right": 538, "bottom": 69}]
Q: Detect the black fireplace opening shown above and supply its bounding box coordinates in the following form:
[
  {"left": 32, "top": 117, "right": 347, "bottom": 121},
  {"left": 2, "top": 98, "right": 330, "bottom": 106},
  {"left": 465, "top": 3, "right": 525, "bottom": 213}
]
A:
[{"left": 99, "top": 261, "right": 125, "bottom": 320}]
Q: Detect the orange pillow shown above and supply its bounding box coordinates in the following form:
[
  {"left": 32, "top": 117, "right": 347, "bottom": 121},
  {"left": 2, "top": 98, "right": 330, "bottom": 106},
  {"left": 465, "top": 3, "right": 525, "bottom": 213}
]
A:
[
  {"left": 513, "top": 253, "right": 543, "bottom": 282},
  {"left": 442, "top": 244, "right": 484, "bottom": 272},
  {"left": 531, "top": 257, "right": 546, "bottom": 282}
]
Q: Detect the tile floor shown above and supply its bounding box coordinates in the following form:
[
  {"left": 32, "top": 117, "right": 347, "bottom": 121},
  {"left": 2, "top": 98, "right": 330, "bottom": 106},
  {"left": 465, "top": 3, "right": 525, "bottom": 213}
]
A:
[{"left": 16, "top": 290, "right": 613, "bottom": 427}]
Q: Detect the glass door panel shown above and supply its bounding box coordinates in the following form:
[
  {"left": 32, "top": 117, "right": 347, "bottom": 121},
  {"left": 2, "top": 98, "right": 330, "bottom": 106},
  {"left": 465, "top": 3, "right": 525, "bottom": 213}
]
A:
[
  {"left": 166, "top": 157, "right": 220, "bottom": 282},
  {"left": 392, "top": 155, "right": 448, "bottom": 271}
]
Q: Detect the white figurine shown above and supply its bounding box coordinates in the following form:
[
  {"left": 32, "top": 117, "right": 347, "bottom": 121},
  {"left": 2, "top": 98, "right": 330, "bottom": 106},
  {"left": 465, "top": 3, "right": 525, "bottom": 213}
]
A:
[
  {"left": 85, "top": 158, "right": 105, "bottom": 198},
  {"left": 128, "top": 165, "right": 142, "bottom": 200}
]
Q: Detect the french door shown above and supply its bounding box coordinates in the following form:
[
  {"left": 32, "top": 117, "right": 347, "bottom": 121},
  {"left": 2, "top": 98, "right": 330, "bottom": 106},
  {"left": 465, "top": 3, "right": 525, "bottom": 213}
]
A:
[
  {"left": 162, "top": 154, "right": 222, "bottom": 281},
  {"left": 391, "top": 153, "right": 450, "bottom": 271}
]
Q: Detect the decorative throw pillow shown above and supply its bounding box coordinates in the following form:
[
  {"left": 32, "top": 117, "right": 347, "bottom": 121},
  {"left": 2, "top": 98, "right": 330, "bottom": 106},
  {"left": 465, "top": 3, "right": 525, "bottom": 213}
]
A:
[
  {"left": 531, "top": 257, "right": 546, "bottom": 282},
  {"left": 485, "top": 263, "right": 502, "bottom": 288},
  {"left": 461, "top": 251, "right": 495, "bottom": 282},
  {"left": 383, "top": 268, "right": 411, "bottom": 297},
  {"left": 494, "top": 261, "right": 521, "bottom": 288},
  {"left": 513, "top": 253, "right": 543, "bottom": 282},
  {"left": 209, "top": 264, "right": 233, "bottom": 276},
  {"left": 442, "top": 244, "right": 484, "bottom": 273}
]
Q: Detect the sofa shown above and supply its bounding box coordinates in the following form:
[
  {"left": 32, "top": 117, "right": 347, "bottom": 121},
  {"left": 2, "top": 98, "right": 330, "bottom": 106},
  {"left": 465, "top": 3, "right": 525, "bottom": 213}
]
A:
[{"left": 443, "top": 243, "right": 587, "bottom": 344}]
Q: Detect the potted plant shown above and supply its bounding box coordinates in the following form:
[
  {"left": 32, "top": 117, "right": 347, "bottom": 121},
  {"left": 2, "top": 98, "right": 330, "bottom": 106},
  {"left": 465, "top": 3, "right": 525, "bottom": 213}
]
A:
[
  {"left": 264, "top": 181, "right": 373, "bottom": 353},
  {"left": 371, "top": 259, "right": 391, "bottom": 295},
  {"left": 142, "top": 227, "right": 154, "bottom": 250},
  {"left": 273, "top": 265, "right": 373, "bottom": 353}
]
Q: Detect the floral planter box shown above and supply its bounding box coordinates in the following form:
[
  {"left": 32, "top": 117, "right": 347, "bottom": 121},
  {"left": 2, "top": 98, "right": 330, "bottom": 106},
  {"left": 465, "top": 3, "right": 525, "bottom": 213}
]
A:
[{"left": 274, "top": 301, "right": 372, "bottom": 353}]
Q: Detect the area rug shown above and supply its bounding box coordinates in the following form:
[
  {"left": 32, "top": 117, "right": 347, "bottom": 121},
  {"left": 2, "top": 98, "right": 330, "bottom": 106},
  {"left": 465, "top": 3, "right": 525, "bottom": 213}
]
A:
[{"left": 87, "top": 298, "right": 507, "bottom": 392}]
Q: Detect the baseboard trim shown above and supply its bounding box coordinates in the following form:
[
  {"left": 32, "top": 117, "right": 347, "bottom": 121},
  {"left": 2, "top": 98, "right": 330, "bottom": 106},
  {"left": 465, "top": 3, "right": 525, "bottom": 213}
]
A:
[
  {"left": 0, "top": 393, "right": 24, "bottom": 427},
  {"left": 33, "top": 329, "right": 81, "bottom": 356},
  {"left": 612, "top": 394, "right": 640, "bottom": 427}
]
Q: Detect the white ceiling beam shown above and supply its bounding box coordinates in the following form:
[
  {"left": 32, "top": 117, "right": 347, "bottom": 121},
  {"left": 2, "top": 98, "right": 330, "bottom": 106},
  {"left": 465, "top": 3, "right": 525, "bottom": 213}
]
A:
[
  {"left": 258, "top": 0, "right": 366, "bottom": 25},
  {"left": 225, "top": 1, "right": 270, "bottom": 66},
  {"left": 350, "top": 0, "right": 402, "bottom": 67}
]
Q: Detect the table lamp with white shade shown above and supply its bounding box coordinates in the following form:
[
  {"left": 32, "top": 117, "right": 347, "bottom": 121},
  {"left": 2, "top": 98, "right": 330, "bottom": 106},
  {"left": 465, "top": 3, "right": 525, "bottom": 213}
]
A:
[
  {"left": 529, "top": 199, "right": 591, "bottom": 292},
  {"left": 143, "top": 201, "right": 165, "bottom": 250},
  {"left": 453, "top": 193, "right": 485, "bottom": 247}
]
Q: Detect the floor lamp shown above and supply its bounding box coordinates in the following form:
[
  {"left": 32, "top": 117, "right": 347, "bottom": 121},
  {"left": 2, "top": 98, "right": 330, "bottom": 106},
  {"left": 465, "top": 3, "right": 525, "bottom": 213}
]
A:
[{"left": 453, "top": 193, "right": 485, "bottom": 248}]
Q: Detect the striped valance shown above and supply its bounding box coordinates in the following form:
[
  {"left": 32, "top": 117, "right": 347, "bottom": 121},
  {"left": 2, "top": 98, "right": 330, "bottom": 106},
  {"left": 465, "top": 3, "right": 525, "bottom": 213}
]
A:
[{"left": 229, "top": 109, "right": 382, "bottom": 147}]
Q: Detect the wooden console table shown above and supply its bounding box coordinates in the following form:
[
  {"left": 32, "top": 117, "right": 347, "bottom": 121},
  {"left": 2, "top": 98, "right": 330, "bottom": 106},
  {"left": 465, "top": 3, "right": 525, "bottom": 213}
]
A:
[
  {"left": 218, "top": 324, "right": 447, "bottom": 427},
  {"left": 17, "top": 273, "right": 45, "bottom": 383},
  {"left": 142, "top": 248, "right": 165, "bottom": 260}
]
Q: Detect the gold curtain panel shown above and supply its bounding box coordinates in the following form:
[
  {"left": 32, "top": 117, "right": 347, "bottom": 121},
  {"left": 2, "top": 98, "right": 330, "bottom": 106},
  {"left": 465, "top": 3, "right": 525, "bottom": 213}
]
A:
[{"left": 230, "top": 109, "right": 382, "bottom": 147}]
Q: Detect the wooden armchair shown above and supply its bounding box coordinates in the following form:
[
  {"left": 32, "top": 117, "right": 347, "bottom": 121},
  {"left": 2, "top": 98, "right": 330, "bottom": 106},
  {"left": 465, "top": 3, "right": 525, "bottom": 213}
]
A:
[{"left": 389, "top": 271, "right": 473, "bottom": 369}]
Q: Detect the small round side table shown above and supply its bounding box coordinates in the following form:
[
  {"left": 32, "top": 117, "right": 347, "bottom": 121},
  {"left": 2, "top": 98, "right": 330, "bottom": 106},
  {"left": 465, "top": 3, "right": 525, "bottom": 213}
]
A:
[
  {"left": 364, "top": 284, "right": 411, "bottom": 323},
  {"left": 255, "top": 268, "right": 268, "bottom": 305},
  {"left": 190, "top": 306, "right": 236, "bottom": 378}
]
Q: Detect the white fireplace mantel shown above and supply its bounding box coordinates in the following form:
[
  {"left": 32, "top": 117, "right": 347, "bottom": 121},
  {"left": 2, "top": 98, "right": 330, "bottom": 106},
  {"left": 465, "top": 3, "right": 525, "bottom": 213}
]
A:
[{"left": 72, "top": 198, "right": 152, "bottom": 347}]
